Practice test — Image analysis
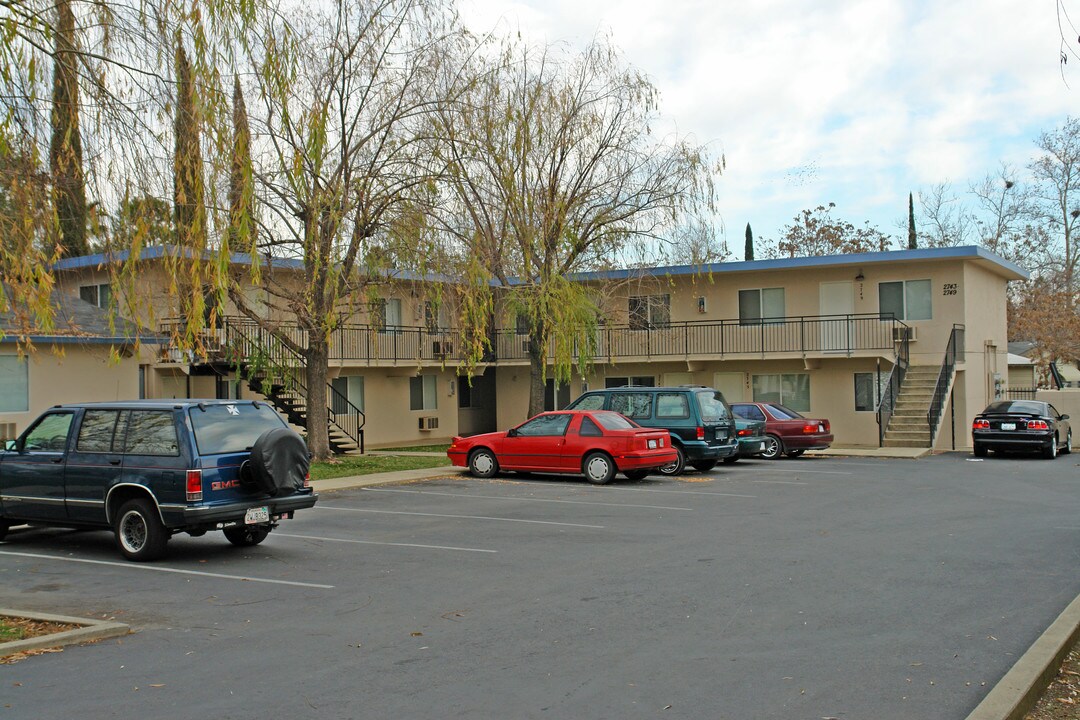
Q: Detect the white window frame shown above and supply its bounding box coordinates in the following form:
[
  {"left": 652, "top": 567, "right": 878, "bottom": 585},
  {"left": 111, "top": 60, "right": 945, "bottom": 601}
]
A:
[
  {"left": 738, "top": 287, "right": 785, "bottom": 324},
  {"left": 410, "top": 374, "right": 438, "bottom": 411},
  {"left": 751, "top": 373, "right": 810, "bottom": 412},
  {"left": 628, "top": 294, "right": 670, "bottom": 330}
]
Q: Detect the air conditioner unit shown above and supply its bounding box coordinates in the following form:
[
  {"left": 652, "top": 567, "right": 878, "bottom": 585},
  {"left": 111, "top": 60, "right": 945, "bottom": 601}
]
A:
[
  {"left": 419, "top": 416, "right": 439, "bottom": 431},
  {"left": 892, "top": 326, "right": 917, "bottom": 342}
]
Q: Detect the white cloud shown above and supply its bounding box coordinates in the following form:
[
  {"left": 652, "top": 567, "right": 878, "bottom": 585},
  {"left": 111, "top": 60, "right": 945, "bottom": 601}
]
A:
[{"left": 457, "top": 0, "right": 1077, "bottom": 240}]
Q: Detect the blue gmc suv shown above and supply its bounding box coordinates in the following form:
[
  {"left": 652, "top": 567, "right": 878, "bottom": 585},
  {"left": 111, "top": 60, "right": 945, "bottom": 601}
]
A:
[{"left": 0, "top": 400, "right": 317, "bottom": 561}]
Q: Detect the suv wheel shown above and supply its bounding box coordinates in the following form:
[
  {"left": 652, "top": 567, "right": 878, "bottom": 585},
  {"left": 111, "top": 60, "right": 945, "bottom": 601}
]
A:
[
  {"left": 760, "top": 435, "right": 783, "bottom": 460},
  {"left": 114, "top": 498, "right": 169, "bottom": 562},
  {"left": 657, "top": 446, "right": 686, "bottom": 476},
  {"left": 690, "top": 460, "right": 717, "bottom": 472},
  {"left": 224, "top": 526, "right": 270, "bottom": 547}
]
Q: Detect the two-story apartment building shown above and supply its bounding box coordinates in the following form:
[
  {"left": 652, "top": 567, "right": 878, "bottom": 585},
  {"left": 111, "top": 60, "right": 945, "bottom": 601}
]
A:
[{"left": 1, "top": 244, "right": 1026, "bottom": 452}]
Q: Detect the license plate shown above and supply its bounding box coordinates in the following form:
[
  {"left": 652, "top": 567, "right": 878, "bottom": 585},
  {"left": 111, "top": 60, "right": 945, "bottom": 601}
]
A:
[
  {"left": 648, "top": 439, "right": 658, "bottom": 449},
  {"left": 1001, "top": 423, "right": 1016, "bottom": 431},
  {"left": 245, "top": 506, "right": 269, "bottom": 524}
]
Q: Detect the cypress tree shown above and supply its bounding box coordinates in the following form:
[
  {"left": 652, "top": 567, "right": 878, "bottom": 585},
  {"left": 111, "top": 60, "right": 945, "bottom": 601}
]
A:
[
  {"left": 228, "top": 75, "right": 256, "bottom": 254},
  {"left": 50, "top": 0, "right": 88, "bottom": 258},
  {"left": 907, "top": 192, "right": 917, "bottom": 250},
  {"left": 744, "top": 222, "right": 754, "bottom": 261},
  {"left": 174, "top": 32, "right": 205, "bottom": 255}
]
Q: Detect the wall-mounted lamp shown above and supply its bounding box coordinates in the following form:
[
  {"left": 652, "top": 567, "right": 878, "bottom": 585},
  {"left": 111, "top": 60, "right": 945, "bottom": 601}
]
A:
[{"left": 855, "top": 271, "right": 865, "bottom": 282}]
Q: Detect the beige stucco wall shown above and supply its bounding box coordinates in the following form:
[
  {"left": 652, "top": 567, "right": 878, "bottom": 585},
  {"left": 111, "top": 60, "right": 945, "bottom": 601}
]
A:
[
  {"left": 0, "top": 343, "right": 141, "bottom": 439},
  {"left": 1036, "top": 389, "right": 1080, "bottom": 448}
]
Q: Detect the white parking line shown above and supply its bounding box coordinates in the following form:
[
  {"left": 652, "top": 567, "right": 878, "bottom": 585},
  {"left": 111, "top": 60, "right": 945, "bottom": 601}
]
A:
[
  {"left": 364, "top": 487, "right": 694, "bottom": 511},
  {"left": 748, "top": 468, "right": 853, "bottom": 475},
  {"left": 750, "top": 479, "right": 809, "bottom": 485},
  {"left": 316, "top": 505, "right": 605, "bottom": 528},
  {"left": 275, "top": 533, "right": 497, "bottom": 553},
  {"left": 495, "top": 479, "right": 757, "bottom": 499},
  {"left": 0, "top": 550, "right": 334, "bottom": 589}
]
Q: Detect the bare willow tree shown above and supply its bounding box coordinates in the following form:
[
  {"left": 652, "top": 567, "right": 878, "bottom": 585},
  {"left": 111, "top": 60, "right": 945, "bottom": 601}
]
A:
[
  {"left": 434, "top": 37, "right": 722, "bottom": 418},
  {"left": 231, "top": 0, "right": 461, "bottom": 459}
]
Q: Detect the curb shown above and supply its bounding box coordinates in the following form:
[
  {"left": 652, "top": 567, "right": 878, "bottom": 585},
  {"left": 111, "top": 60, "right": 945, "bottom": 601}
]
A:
[
  {"left": 0, "top": 608, "right": 130, "bottom": 656},
  {"left": 965, "top": 592, "right": 1080, "bottom": 720}
]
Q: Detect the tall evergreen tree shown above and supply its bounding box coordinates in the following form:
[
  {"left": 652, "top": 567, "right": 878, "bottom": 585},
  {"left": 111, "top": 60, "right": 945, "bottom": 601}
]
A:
[
  {"left": 172, "top": 32, "right": 207, "bottom": 333},
  {"left": 744, "top": 222, "right": 754, "bottom": 261},
  {"left": 50, "top": 0, "right": 88, "bottom": 258},
  {"left": 228, "top": 75, "right": 256, "bottom": 259},
  {"left": 907, "top": 192, "right": 917, "bottom": 249}
]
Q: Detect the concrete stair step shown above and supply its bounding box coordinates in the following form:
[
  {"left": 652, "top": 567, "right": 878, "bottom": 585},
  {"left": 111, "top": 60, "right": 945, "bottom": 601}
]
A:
[{"left": 882, "top": 438, "right": 931, "bottom": 448}]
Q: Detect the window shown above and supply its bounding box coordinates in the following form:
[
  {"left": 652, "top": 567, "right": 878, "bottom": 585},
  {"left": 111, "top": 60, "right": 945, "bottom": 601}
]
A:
[
  {"left": 79, "top": 283, "right": 111, "bottom": 308},
  {"left": 695, "top": 390, "right": 732, "bottom": 421},
  {"left": 371, "top": 298, "right": 403, "bottom": 332},
  {"left": 424, "top": 301, "right": 441, "bottom": 332},
  {"left": 605, "top": 376, "right": 655, "bottom": 388},
  {"left": 124, "top": 411, "right": 179, "bottom": 456},
  {"left": 188, "top": 404, "right": 286, "bottom": 455},
  {"left": 331, "top": 375, "right": 365, "bottom": 413},
  {"left": 732, "top": 404, "right": 766, "bottom": 422},
  {"left": 854, "top": 373, "right": 883, "bottom": 412},
  {"left": 410, "top": 375, "right": 438, "bottom": 411},
  {"left": 628, "top": 294, "right": 670, "bottom": 330},
  {"left": 593, "top": 412, "right": 636, "bottom": 431},
  {"left": 568, "top": 394, "right": 605, "bottom": 411},
  {"left": 515, "top": 413, "right": 571, "bottom": 437},
  {"left": 0, "top": 355, "right": 28, "bottom": 412},
  {"left": 752, "top": 373, "right": 810, "bottom": 412},
  {"left": 138, "top": 366, "right": 147, "bottom": 400},
  {"left": 23, "top": 413, "right": 73, "bottom": 452},
  {"left": 579, "top": 416, "right": 603, "bottom": 436},
  {"left": 544, "top": 380, "right": 571, "bottom": 411},
  {"left": 655, "top": 393, "right": 690, "bottom": 419},
  {"left": 610, "top": 392, "right": 653, "bottom": 419},
  {"left": 77, "top": 410, "right": 123, "bottom": 453},
  {"left": 739, "top": 288, "right": 785, "bottom": 325},
  {"left": 878, "top": 279, "right": 931, "bottom": 321},
  {"left": 515, "top": 313, "right": 531, "bottom": 335}
]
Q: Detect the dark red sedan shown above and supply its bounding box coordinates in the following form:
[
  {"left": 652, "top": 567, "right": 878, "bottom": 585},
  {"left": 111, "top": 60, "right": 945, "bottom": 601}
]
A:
[
  {"left": 730, "top": 402, "right": 833, "bottom": 459},
  {"left": 447, "top": 410, "right": 677, "bottom": 484}
]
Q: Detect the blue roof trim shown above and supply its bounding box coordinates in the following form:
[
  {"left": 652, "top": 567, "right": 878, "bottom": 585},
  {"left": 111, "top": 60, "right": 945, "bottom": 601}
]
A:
[
  {"left": 0, "top": 335, "right": 163, "bottom": 345},
  {"left": 567, "top": 245, "right": 1029, "bottom": 282}
]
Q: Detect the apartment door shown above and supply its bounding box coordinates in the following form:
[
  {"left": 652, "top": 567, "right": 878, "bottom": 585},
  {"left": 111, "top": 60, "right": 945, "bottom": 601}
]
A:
[{"left": 819, "top": 281, "right": 854, "bottom": 352}]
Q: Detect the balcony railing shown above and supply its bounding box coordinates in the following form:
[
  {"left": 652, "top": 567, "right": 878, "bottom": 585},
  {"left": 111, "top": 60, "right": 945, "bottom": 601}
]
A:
[{"left": 161, "top": 313, "right": 909, "bottom": 366}]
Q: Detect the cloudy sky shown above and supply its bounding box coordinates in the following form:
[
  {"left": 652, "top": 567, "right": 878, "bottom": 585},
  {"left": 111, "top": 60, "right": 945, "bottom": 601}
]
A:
[{"left": 458, "top": 0, "right": 1076, "bottom": 253}]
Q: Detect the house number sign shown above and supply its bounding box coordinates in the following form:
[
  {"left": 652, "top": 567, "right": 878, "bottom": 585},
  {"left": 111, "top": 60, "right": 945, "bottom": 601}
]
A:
[{"left": 942, "top": 283, "right": 958, "bottom": 296}]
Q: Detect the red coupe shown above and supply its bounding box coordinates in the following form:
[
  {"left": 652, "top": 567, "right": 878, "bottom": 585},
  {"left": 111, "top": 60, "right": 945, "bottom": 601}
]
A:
[
  {"left": 730, "top": 402, "right": 833, "bottom": 459},
  {"left": 447, "top": 410, "right": 678, "bottom": 484}
]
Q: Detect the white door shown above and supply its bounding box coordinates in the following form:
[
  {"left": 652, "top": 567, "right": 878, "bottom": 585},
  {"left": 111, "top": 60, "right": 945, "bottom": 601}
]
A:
[
  {"left": 819, "top": 282, "right": 854, "bottom": 352},
  {"left": 713, "top": 372, "right": 745, "bottom": 402}
]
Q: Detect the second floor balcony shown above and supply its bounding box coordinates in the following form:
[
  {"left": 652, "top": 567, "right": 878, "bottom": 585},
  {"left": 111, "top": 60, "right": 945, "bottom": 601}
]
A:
[{"left": 160, "top": 313, "right": 911, "bottom": 369}]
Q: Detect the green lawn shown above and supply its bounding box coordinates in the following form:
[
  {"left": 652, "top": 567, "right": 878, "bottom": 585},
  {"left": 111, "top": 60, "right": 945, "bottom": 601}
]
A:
[
  {"left": 375, "top": 443, "right": 451, "bottom": 453},
  {"left": 0, "top": 620, "right": 24, "bottom": 642},
  {"left": 310, "top": 454, "right": 451, "bottom": 480}
]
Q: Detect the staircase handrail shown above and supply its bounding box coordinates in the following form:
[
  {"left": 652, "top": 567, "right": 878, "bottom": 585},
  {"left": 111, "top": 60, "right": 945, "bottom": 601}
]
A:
[
  {"left": 926, "top": 324, "right": 964, "bottom": 447},
  {"left": 876, "top": 323, "right": 912, "bottom": 446},
  {"left": 225, "top": 318, "right": 366, "bottom": 453}
]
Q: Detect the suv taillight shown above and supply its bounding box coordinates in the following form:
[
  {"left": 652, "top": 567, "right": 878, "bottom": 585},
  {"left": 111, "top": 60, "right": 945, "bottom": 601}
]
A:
[
  {"left": 304, "top": 471, "right": 311, "bottom": 489},
  {"left": 186, "top": 469, "right": 203, "bottom": 501},
  {"left": 972, "top": 419, "right": 990, "bottom": 430},
  {"left": 696, "top": 427, "right": 705, "bottom": 441}
]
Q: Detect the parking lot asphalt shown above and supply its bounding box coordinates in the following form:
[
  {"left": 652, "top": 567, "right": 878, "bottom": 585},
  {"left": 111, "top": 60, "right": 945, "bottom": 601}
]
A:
[{"left": 1, "top": 452, "right": 1078, "bottom": 720}]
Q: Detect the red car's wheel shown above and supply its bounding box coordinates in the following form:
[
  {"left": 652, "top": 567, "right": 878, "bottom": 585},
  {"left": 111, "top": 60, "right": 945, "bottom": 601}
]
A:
[
  {"left": 468, "top": 448, "right": 500, "bottom": 478},
  {"left": 583, "top": 452, "right": 616, "bottom": 485},
  {"left": 760, "top": 435, "right": 783, "bottom": 460}
]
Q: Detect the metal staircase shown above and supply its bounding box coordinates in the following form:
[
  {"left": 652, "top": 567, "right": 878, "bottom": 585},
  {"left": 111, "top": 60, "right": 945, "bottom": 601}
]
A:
[
  {"left": 225, "top": 320, "right": 366, "bottom": 455},
  {"left": 881, "top": 325, "right": 963, "bottom": 449}
]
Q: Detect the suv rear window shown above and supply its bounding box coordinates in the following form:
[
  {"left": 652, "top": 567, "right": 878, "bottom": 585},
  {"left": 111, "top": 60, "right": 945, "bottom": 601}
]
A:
[
  {"left": 189, "top": 403, "right": 287, "bottom": 455},
  {"left": 695, "top": 391, "right": 731, "bottom": 421}
]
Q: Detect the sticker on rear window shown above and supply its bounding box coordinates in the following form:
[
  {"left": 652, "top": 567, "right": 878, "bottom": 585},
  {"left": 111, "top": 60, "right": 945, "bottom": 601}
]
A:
[{"left": 226, "top": 405, "right": 239, "bottom": 416}]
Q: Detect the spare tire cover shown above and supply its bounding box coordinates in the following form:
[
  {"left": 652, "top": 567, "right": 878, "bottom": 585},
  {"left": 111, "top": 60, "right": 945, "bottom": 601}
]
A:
[{"left": 248, "top": 427, "right": 310, "bottom": 497}]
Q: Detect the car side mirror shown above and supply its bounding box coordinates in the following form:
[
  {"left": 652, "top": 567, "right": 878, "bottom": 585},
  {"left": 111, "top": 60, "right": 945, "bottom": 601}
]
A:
[
  {"left": 507, "top": 428, "right": 519, "bottom": 438},
  {"left": 3, "top": 440, "right": 15, "bottom": 451},
  {"left": 1061, "top": 414, "right": 1070, "bottom": 421}
]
